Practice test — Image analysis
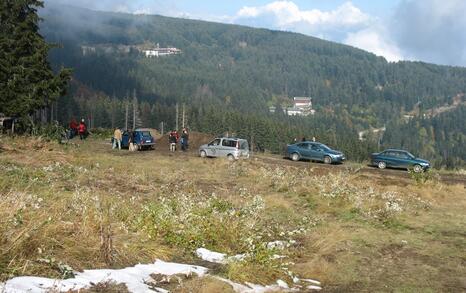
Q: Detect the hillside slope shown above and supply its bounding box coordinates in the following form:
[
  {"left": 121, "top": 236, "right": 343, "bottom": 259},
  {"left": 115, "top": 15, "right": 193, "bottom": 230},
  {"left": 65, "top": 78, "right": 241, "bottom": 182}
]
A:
[{"left": 41, "top": 3, "right": 466, "bottom": 113}]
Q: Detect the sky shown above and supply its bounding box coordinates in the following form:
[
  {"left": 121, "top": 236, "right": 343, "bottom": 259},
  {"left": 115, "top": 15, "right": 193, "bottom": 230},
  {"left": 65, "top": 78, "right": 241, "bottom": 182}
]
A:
[{"left": 46, "top": 0, "right": 466, "bottom": 67}]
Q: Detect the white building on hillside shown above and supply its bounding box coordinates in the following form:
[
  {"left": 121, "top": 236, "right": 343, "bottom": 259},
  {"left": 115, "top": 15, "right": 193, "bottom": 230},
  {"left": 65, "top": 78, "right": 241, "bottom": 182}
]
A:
[
  {"left": 286, "top": 97, "right": 315, "bottom": 116},
  {"left": 143, "top": 47, "right": 181, "bottom": 58}
]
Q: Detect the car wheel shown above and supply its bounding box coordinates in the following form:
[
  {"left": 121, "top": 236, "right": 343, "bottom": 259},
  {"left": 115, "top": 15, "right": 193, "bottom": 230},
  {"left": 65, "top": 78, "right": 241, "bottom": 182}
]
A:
[
  {"left": 291, "top": 153, "right": 300, "bottom": 161},
  {"left": 324, "top": 156, "right": 332, "bottom": 164},
  {"left": 378, "top": 161, "right": 386, "bottom": 169},
  {"left": 227, "top": 154, "right": 235, "bottom": 161},
  {"left": 413, "top": 164, "right": 423, "bottom": 173},
  {"left": 200, "top": 150, "right": 207, "bottom": 158}
]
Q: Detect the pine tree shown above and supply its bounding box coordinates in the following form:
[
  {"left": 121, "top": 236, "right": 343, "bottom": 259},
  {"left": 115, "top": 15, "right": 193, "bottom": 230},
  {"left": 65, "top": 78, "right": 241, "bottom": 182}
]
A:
[{"left": 0, "top": 0, "right": 71, "bottom": 117}]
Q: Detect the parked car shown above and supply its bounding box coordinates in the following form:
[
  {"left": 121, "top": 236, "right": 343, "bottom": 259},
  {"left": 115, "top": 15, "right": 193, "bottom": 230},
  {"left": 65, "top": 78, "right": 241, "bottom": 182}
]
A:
[
  {"left": 371, "top": 149, "right": 430, "bottom": 172},
  {"left": 199, "top": 137, "right": 249, "bottom": 160},
  {"left": 121, "top": 128, "right": 155, "bottom": 150},
  {"left": 286, "top": 141, "right": 345, "bottom": 164}
]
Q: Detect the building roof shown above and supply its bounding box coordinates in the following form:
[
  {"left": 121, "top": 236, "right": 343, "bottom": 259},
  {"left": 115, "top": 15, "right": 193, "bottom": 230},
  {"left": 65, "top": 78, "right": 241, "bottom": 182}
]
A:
[{"left": 293, "top": 97, "right": 312, "bottom": 102}]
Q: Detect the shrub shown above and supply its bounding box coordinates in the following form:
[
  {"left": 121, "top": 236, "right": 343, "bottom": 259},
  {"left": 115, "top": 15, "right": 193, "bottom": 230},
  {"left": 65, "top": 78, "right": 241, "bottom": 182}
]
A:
[{"left": 409, "top": 169, "right": 433, "bottom": 184}]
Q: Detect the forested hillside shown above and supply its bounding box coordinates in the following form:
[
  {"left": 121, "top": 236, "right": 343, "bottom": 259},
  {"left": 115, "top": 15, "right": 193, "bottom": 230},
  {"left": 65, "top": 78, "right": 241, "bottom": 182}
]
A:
[{"left": 39, "top": 3, "right": 465, "bottom": 167}]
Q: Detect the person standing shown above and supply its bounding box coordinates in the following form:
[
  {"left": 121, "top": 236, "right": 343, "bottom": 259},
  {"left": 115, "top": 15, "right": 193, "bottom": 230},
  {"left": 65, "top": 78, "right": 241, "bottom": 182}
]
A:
[
  {"left": 78, "top": 119, "right": 87, "bottom": 140},
  {"left": 113, "top": 128, "right": 122, "bottom": 150},
  {"left": 69, "top": 118, "right": 78, "bottom": 139},
  {"left": 169, "top": 130, "right": 177, "bottom": 152},
  {"left": 181, "top": 128, "right": 189, "bottom": 151}
]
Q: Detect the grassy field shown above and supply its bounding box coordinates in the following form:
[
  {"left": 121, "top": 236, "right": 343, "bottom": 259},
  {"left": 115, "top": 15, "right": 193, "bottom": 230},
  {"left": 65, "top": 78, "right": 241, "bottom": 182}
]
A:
[{"left": 0, "top": 135, "right": 465, "bottom": 292}]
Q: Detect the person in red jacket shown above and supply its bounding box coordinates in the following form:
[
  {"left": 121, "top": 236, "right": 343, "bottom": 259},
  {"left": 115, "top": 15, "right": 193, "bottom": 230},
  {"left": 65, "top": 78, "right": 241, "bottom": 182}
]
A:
[{"left": 78, "top": 119, "right": 87, "bottom": 140}]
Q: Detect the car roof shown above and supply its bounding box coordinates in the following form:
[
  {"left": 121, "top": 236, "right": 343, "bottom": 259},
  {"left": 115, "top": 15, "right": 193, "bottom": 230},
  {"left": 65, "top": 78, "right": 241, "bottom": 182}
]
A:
[
  {"left": 297, "top": 141, "right": 321, "bottom": 144},
  {"left": 383, "top": 149, "right": 408, "bottom": 152},
  {"left": 215, "top": 137, "right": 246, "bottom": 141}
]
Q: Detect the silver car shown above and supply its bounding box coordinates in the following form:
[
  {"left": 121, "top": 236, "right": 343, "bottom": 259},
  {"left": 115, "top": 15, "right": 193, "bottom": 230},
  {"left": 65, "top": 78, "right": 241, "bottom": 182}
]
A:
[{"left": 199, "top": 137, "right": 250, "bottom": 160}]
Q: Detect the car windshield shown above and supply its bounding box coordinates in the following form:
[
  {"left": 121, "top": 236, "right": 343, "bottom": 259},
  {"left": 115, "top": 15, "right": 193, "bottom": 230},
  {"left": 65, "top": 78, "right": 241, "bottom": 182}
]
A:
[
  {"left": 406, "top": 152, "right": 415, "bottom": 159},
  {"left": 139, "top": 131, "right": 151, "bottom": 137},
  {"left": 209, "top": 139, "right": 221, "bottom": 146},
  {"left": 318, "top": 144, "right": 331, "bottom": 151}
]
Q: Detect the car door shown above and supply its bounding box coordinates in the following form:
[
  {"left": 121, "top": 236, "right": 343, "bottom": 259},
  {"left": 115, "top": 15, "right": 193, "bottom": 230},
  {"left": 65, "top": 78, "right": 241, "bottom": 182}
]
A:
[
  {"left": 310, "top": 144, "right": 323, "bottom": 160},
  {"left": 121, "top": 131, "right": 129, "bottom": 148},
  {"left": 396, "top": 151, "right": 412, "bottom": 168},
  {"left": 389, "top": 151, "right": 407, "bottom": 168},
  {"left": 220, "top": 139, "right": 235, "bottom": 156},
  {"left": 298, "top": 143, "right": 313, "bottom": 159},
  {"left": 381, "top": 151, "right": 397, "bottom": 167},
  {"left": 207, "top": 138, "right": 221, "bottom": 156}
]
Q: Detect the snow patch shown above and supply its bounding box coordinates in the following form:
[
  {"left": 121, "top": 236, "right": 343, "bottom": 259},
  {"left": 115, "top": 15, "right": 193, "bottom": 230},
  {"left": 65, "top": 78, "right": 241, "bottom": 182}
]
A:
[
  {"left": 196, "top": 248, "right": 227, "bottom": 264},
  {"left": 0, "top": 260, "right": 207, "bottom": 293},
  {"left": 195, "top": 247, "right": 245, "bottom": 264}
]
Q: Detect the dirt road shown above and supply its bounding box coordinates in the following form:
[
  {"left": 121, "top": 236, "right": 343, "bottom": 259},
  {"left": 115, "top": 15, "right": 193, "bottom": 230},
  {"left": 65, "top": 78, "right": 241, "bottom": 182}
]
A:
[{"left": 254, "top": 153, "right": 466, "bottom": 186}]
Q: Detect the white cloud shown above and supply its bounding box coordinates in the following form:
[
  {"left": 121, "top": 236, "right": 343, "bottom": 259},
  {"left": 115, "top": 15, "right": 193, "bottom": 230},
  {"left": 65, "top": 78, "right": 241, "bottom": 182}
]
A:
[
  {"left": 344, "top": 27, "right": 403, "bottom": 62},
  {"left": 233, "top": 1, "right": 371, "bottom": 38},
  {"left": 230, "top": 1, "right": 406, "bottom": 62}
]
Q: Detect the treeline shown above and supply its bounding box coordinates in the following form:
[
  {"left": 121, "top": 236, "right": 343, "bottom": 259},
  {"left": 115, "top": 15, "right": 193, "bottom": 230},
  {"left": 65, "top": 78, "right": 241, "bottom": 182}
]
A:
[
  {"left": 56, "top": 89, "right": 464, "bottom": 168},
  {"left": 383, "top": 106, "right": 466, "bottom": 168}
]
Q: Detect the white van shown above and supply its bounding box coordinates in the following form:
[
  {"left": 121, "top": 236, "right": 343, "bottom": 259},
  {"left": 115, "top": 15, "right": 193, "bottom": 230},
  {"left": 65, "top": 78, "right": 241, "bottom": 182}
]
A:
[{"left": 199, "top": 137, "right": 249, "bottom": 160}]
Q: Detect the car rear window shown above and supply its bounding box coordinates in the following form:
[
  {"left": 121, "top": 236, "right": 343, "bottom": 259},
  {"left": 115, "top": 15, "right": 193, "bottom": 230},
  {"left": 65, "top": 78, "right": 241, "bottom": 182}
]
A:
[
  {"left": 239, "top": 140, "right": 248, "bottom": 150},
  {"left": 140, "top": 131, "right": 151, "bottom": 137}
]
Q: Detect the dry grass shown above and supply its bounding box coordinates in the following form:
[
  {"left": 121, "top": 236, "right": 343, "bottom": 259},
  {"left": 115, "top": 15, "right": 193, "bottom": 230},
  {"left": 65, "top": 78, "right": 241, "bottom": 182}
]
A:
[{"left": 0, "top": 135, "right": 465, "bottom": 292}]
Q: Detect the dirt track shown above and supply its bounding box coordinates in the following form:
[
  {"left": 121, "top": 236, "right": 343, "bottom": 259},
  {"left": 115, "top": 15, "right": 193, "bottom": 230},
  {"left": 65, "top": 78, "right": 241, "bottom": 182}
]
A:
[{"left": 254, "top": 154, "right": 466, "bottom": 186}]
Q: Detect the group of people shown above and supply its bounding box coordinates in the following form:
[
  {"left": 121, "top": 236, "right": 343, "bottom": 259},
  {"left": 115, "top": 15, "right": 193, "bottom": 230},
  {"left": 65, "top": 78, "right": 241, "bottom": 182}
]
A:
[
  {"left": 68, "top": 118, "right": 88, "bottom": 140},
  {"left": 294, "top": 136, "right": 316, "bottom": 143},
  {"left": 169, "top": 128, "right": 189, "bottom": 152}
]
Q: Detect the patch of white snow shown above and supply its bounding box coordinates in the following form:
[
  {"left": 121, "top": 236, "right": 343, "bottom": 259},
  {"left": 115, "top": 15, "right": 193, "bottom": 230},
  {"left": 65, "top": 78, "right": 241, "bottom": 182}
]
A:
[
  {"left": 195, "top": 248, "right": 227, "bottom": 264},
  {"left": 0, "top": 260, "right": 207, "bottom": 293}
]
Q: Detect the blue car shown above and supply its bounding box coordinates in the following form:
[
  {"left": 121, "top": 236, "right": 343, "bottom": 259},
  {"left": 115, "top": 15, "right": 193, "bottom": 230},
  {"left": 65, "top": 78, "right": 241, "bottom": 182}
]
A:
[
  {"left": 286, "top": 141, "right": 345, "bottom": 164},
  {"left": 371, "top": 149, "right": 430, "bottom": 173},
  {"left": 121, "top": 129, "right": 155, "bottom": 150}
]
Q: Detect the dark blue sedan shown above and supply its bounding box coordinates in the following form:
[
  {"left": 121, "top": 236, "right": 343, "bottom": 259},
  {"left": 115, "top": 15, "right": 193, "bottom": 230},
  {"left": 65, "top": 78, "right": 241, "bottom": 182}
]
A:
[
  {"left": 286, "top": 142, "right": 345, "bottom": 164},
  {"left": 371, "top": 149, "right": 430, "bottom": 172}
]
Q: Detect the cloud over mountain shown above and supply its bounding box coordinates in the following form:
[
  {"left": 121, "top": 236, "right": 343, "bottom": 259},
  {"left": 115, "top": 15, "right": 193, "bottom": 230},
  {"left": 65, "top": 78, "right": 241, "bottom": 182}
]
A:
[{"left": 232, "top": 1, "right": 371, "bottom": 41}]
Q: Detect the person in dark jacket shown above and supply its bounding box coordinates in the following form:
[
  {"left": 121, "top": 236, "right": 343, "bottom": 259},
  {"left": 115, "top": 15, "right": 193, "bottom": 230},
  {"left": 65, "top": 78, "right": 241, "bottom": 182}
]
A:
[
  {"left": 169, "top": 130, "right": 177, "bottom": 152},
  {"left": 69, "top": 118, "right": 78, "bottom": 139},
  {"left": 180, "top": 128, "right": 189, "bottom": 151}
]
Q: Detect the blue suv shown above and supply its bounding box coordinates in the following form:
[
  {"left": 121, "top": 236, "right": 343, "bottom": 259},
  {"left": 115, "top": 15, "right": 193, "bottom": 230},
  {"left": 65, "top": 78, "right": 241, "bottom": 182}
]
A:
[
  {"left": 121, "top": 129, "right": 155, "bottom": 150},
  {"left": 286, "top": 141, "right": 345, "bottom": 164}
]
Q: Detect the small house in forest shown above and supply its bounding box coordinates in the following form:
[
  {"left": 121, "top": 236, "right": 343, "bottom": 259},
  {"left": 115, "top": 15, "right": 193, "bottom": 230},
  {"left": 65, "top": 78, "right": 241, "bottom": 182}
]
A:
[{"left": 286, "top": 97, "right": 315, "bottom": 116}]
